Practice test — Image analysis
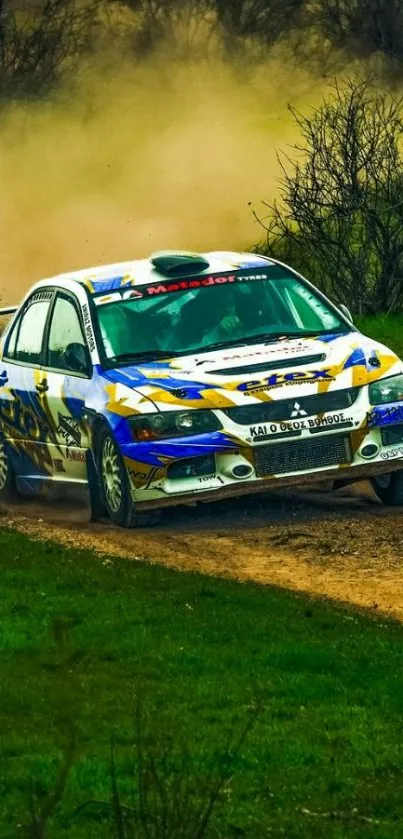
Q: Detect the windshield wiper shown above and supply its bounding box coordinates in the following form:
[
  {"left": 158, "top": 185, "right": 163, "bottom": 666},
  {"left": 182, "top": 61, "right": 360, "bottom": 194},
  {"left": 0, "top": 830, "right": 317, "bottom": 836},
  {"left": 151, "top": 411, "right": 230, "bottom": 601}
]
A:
[
  {"left": 109, "top": 350, "right": 184, "bottom": 364},
  {"left": 244, "top": 330, "right": 349, "bottom": 345},
  {"left": 109, "top": 330, "right": 351, "bottom": 364}
]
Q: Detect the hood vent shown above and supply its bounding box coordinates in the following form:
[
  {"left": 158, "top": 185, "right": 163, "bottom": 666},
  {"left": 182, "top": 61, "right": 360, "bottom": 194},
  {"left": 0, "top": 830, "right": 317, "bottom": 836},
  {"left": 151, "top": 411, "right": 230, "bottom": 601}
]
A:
[
  {"left": 210, "top": 353, "right": 326, "bottom": 376},
  {"left": 150, "top": 251, "right": 210, "bottom": 276}
]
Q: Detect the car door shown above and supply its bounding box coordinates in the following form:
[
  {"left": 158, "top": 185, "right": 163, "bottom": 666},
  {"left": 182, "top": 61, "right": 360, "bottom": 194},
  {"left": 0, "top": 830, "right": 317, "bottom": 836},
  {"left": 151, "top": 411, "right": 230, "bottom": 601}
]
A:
[
  {"left": 41, "top": 291, "right": 92, "bottom": 481},
  {"left": 0, "top": 289, "right": 55, "bottom": 479}
]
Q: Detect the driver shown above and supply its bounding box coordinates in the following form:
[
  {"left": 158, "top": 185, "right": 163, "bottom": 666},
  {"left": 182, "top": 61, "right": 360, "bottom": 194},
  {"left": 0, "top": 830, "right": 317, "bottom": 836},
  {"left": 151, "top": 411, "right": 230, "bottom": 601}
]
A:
[
  {"left": 174, "top": 283, "right": 268, "bottom": 350},
  {"left": 174, "top": 287, "right": 241, "bottom": 350}
]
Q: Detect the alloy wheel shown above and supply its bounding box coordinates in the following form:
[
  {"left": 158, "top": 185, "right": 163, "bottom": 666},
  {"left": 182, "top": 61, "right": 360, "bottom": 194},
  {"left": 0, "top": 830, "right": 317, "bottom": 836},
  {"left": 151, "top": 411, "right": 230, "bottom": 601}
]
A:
[{"left": 101, "top": 437, "right": 123, "bottom": 513}]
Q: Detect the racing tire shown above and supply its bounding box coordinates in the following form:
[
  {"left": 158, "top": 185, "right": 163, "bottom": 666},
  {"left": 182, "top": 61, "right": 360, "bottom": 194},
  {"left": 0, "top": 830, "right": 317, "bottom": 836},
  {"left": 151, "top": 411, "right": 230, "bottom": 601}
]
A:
[
  {"left": 96, "top": 426, "right": 138, "bottom": 528},
  {"left": 371, "top": 470, "right": 403, "bottom": 506},
  {"left": 0, "top": 429, "right": 45, "bottom": 501}
]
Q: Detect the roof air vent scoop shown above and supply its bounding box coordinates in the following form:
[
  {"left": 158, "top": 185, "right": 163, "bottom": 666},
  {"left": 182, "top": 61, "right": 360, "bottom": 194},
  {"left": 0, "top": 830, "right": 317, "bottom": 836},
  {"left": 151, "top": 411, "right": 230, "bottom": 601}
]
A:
[{"left": 150, "top": 251, "right": 210, "bottom": 276}]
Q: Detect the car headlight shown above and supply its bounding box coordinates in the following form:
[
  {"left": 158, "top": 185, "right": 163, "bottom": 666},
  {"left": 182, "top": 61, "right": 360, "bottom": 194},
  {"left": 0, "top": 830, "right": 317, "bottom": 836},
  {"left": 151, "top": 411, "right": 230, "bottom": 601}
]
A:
[
  {"left": 369, "top": 374, "right": 403, "bottom": 405},
  {"left": 129, "top": 410, "right": 223, "bottom": 441}
]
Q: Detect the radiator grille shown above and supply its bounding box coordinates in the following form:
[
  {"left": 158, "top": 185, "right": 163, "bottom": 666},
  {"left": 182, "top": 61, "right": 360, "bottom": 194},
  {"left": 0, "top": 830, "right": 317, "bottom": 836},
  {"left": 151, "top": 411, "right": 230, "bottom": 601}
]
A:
[
  {"left": 254, "top": 434, "right": 352, "bottom": 477},
  {"left": 224, "top": 387, "right": 359, "bottom": 424}
]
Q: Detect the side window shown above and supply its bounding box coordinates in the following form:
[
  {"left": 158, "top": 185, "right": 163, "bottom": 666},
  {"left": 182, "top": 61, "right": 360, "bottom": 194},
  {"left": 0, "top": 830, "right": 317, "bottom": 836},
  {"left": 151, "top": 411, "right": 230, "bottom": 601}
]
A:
[
  {"left": 5, "top": 318, "right": 19, "bottom": 358},
  {"left": 47, "top": 295, "right": 87, "bottom": 371},
  {"left": 7, "top": 297, "right": 52, "bottom": 365}
]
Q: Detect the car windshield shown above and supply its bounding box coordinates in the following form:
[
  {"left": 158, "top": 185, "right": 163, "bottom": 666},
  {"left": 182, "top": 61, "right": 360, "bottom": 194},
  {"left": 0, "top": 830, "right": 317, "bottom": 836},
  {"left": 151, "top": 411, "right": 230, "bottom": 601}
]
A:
[{"left": 94, "top": 265, "right": 351, "bottom": 364}]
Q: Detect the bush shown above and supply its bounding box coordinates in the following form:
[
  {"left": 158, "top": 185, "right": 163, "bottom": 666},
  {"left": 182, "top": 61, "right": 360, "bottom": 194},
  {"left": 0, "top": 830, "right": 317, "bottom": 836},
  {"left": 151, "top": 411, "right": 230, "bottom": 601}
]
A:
[{"left": 257, "top": 79, "right": 403, "bottom": 314}]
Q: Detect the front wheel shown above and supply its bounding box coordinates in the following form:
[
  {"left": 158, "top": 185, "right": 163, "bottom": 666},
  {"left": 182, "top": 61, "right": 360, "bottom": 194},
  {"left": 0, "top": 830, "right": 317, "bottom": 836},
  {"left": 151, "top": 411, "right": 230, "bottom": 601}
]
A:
[
  {"left": 96, "top": 428, "right": 137, "bottom": 527},
  {"left": 371, "top": 470, "right": 403, "bottom": 506}
]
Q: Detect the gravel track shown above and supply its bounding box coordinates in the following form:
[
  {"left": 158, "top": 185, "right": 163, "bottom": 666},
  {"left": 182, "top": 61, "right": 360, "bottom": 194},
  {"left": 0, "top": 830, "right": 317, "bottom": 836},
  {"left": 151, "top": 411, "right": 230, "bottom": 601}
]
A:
[{"left": 2, "top": 481, "right": 403, "bottom": 620}]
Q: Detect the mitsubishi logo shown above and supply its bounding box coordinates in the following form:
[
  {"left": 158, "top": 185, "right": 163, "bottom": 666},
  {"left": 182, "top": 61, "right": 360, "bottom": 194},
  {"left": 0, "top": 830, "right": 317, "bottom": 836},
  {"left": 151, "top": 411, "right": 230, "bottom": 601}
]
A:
[{"left": 290, "top": 401, "right": 307, "bottom": 418}]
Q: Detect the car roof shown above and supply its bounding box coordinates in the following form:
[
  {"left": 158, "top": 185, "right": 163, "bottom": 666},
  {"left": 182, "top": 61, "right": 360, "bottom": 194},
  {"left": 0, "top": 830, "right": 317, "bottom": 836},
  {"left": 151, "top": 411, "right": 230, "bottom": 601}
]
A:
[{"left": 39, "top": 251, "right": 273, "bottom": 295}]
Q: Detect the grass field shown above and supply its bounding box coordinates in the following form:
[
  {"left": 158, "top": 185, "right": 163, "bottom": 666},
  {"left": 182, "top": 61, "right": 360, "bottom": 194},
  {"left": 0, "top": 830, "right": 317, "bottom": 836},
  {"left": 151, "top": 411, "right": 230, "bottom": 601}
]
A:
[
  {"left": 1, "top": 527, "right": 403, "bottom": 838},
  {"left": 357, "top": 315, "right": 403, "bottom": 358}
]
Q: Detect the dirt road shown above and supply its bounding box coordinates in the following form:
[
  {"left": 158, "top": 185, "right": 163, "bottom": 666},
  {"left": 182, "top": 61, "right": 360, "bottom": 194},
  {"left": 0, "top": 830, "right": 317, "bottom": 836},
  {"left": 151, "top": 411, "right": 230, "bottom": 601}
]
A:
[{"left": 2, "top": 482, "right": 403, "bottom": 620}]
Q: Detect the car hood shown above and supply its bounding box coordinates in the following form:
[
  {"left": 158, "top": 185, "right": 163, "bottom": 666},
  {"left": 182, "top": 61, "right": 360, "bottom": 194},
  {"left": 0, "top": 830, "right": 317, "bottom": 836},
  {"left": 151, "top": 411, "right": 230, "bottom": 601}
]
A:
[{"left": 102, "top": 332, "right": 403, "bottom": 412}]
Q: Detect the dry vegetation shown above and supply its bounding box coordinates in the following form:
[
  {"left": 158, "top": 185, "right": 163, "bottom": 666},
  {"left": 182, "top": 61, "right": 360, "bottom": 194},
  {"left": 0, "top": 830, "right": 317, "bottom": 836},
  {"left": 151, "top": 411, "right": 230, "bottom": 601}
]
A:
[
  {"left": 2, "top": 0, "right": 403, "bottom": 100},
  {"left": 1, "top": 1, "right": 403, "bottom": 310}
]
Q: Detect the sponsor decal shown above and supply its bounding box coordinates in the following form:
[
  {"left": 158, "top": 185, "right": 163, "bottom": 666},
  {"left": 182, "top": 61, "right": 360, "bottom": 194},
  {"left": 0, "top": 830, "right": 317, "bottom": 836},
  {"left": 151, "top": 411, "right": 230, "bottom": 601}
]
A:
[
  {"left": 229, "top": 258, "right": 271, "bottom": 269},
  {"left": 146, "top": 274, "right": 236, "bottom": 295},
  {"left": 381, "top": 447, "right": 403, "bottom": 460},
  {"left": 367, "top": 404, "right": 403, "bottom": 428},
  {"left": 140, "top": 271, "right": 270, "bottom": 299},
  {"left": 82, "top": 303, "right": 96, "bottom": 353},
  {"left": 53, "top": 458, "right": 66, "bottom": 473},
  {"left": 194, "top": 343, "right": 311, "bottom": 366},
  {"left": 238, "top": 369, "right": 334, "bottom": 394},
  {"left": 94, "top": 293, "right": 121, "bottom": 307},
  {"left": 128, "top": 468, "right": 149, "bottom": 480},
  {"left": 122, "top": 288, "right": 144, "bottom": 300},
  {"left": 236, "top": 273, "right": 268, "bottom": 281},
  {"left": 0, "top": 370, "right": 8, "bottom": 387},
  {"left": 0, "top": 396, "right": 53, "bottom": 441},
  {"left": 57, "top": 413, "right": 81, "bottom": 447},
  {"left": 308, "top": 413, "right": 353, "bottom": 429},
  {"left": 89, "top": 275, "right": 133, "bottom": 294},
  {"left": 249, "top": 412, "right": 351, "bottom": 438},
  {"left": 66, "top": 448, "right": 85, "bottom": 462}
]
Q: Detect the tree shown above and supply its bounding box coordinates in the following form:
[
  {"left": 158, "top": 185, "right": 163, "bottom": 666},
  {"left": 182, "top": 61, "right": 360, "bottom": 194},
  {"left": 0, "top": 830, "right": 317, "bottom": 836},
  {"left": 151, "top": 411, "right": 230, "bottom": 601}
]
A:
[
  {"left": 107, "top": 0, "right": 216, "bottom": 58},
  {"left": 110, "top": 0, "right": 307, "bottom": 58},
  {"left": 314, "top": 0, "right": 403, "bottom": 62},
  {"left": 258, "top": 80, "right": 403, "bottom": 314},
  {"left": 0, "top": 0, "right": 99, "bottom": 99},
  {"left": 214, "top": 0, "right": 305, "bottom": 46}
]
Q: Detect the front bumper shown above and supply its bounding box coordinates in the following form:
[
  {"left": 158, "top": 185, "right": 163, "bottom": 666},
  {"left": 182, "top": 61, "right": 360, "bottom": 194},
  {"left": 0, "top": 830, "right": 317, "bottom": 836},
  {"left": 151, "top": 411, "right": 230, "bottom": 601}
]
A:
[
  {"left": 123, "top": 415, "right": 403, "bottom": 510},
  {"left": 134, "top": 459, "right": 403, "bottom": 510}
]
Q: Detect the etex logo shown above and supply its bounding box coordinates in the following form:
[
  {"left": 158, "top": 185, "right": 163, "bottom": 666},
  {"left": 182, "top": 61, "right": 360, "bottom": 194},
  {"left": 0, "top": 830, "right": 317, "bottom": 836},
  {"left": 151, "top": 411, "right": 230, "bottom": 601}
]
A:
[{"left": 238, "top": 369, "right": 334, "bottom": 394}]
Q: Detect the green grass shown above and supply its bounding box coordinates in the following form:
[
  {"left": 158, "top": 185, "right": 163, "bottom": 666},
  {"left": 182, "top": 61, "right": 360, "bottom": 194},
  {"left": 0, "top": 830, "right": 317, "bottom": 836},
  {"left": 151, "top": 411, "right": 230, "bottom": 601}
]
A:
[
  {"left": 1, "top": 529, "right": 403, "bottom": 837},
  {"left": 357, "top": 314, "right": 403, "bottom": 358}
]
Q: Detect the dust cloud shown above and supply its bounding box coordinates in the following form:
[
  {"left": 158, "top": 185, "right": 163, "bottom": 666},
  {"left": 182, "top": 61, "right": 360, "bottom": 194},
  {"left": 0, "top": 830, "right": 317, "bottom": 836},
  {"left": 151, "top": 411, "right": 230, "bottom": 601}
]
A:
[{"left": 0, "top": 45, "right": 329, "bottom": 305}]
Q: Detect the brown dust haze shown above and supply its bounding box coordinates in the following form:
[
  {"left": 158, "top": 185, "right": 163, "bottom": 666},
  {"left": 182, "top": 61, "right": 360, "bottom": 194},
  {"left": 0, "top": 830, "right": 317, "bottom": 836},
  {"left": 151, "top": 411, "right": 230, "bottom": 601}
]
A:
[{"left": 0, "top": 52, "right": 329, "bottom": 305}]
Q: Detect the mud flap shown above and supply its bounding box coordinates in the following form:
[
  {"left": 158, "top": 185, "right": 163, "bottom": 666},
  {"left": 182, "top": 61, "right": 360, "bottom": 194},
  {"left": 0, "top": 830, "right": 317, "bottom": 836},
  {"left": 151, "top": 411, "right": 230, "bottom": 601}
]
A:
[{"left": 86, "top": 449, "right": 106, "bottom": 522}]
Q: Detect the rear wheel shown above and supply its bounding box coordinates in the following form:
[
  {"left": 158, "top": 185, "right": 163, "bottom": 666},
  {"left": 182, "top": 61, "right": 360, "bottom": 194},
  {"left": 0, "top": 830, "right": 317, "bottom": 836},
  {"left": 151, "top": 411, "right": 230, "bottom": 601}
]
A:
[
  {"left": 0, "top": 431, "right": 14, "bottom": 500},
  {"left": 371, "top": 470, "right": 403, "bottom": 506},
  {"left": 96, "top": 427, "right": 138, "bottom": 527},
  {"left": 0, "top": 432, "right": 44, "bottom": 500}
]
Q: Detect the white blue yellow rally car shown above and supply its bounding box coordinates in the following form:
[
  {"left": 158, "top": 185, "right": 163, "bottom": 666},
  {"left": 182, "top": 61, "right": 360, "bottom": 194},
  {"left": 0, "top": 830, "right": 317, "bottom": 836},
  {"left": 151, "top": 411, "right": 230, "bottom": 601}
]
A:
[{"left": 1, "top": 249, "right": 403, "bottom": 526}]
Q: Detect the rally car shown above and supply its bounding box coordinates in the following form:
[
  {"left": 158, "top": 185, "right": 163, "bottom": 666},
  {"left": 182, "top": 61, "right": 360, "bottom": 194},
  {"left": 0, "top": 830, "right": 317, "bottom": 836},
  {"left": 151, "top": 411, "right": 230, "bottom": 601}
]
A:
[{"left": 0, "top": 249, "right": 403, "bottom": 527}]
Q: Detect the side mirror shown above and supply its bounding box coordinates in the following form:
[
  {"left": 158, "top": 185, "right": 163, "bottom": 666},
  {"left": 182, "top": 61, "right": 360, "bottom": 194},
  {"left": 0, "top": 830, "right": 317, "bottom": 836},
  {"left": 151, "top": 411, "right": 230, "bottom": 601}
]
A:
[
  {"left": 64, "top": 343, "right": 91, "bottom": 375},
  {"left": 339, "top": 303, "right": 354, "bottom": 324}
]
